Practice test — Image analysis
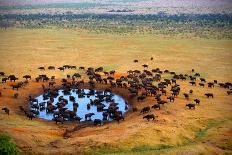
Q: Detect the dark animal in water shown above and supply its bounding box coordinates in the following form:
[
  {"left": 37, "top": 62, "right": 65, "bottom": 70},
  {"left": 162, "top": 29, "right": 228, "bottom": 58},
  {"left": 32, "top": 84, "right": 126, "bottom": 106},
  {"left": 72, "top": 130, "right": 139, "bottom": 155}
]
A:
[{"left": 85, "top": 113, "right": 95, "bottom": 120}]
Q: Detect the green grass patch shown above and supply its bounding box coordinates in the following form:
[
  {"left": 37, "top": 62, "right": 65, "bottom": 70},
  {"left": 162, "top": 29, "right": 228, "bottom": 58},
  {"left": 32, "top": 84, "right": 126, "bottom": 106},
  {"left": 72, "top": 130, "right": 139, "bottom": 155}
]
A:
[{"left": 0, "top": 133, "right": 18, "bottom": 155}]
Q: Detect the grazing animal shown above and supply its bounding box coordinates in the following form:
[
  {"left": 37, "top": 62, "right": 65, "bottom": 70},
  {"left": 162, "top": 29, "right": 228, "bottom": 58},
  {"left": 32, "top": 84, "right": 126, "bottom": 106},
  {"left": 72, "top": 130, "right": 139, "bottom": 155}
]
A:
[
  {"left": 0, "top": 72, "right": 5, "bottom": 76},
  {"left": 2, "top": 78, "right": 7, "bottom": 83},
  {"left": 183, "top": 93, "right": 189, "bottom": 100},
  {"left": 142, "top": 64, "right": 148, "bottom": 68},
  {"left": 167, "top": 96, "right": 175, "bottom": 102},
  {"left": 137, "top": 95, "right": 146, "bottom": 102},
  {"left": 13, "top": 93, "right": 19, "bottom": 98},
  {"left": 189, "top": 81, "right": 196, "bottom": 86},
  {"left": 2, "top": 107, "right": 9, "bottom": 115},
  {"left": 205, "top": 93, "right": 214, "bottom": 98},
  {"left": 26, "top": 112, "right": 35, "bottom": 120},
  {"left": 189, "top": 90, "right": 193, "bottom": 94},
  {"left": 200, "top": 78, "right": 206, "bottom": 82},
  {"left": 227, "top": 90, "right": 232, "bottom": 95},
  {"left": 23, "top": 75, "right": 31, "bottom": 80},
  {"left": 186, "top": 104, "right": 195, "bottom": 109},
  {"left": 134, "top": 60, "right": 138, "bottom": 63},
  {"left": 140, "top": 106, "right": 150, "bottom": 114},
  {"left": 143, "top": 114, "right": 157, "bottom": 121},
  {"left": 48, "top": 66, "right": 55, "bottom": 70},
  {"left": 151, "top": 104, "right": 160, "bottom": 110},
  {"left": 199, "top": 83, "right": 205, "bottom": 87},
  {"left": 38, "top": 67, "right": 45, "bottom": 70},
  {"left": 158, "top": 100, "right": 168, "bottom": 105},
  {"left": 132, "top": 107, "right": 138, "bottom": 112},
  {"left": 194, "top": 99, "right": 200, "bottom": 105}
]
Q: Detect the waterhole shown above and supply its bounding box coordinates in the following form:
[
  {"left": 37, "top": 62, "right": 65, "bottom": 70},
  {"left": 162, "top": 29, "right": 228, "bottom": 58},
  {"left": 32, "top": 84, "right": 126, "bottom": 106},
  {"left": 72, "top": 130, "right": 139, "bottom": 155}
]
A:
[{"left": 30, "top": 88, "right": 128, "bottom": 122}]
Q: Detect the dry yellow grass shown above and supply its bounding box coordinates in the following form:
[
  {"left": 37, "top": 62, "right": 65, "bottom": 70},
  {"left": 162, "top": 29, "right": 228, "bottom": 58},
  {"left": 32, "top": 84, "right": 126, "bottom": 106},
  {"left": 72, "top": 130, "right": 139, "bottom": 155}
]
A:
[{"left": 0, "top": 28, "right": 232, "bottom": 155}]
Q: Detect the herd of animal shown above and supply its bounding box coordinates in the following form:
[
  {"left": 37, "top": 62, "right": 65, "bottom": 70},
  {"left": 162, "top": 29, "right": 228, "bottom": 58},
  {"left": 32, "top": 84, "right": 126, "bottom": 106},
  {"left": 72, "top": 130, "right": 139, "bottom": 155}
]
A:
[{"left": 0, "top": 58, "right": 232, "bottom": 126}]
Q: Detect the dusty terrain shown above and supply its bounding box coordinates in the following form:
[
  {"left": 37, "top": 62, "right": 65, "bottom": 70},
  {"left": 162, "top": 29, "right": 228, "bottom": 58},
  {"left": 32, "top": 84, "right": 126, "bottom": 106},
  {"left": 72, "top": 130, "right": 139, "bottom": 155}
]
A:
[{"left": 0, "top": 28, "right": 232, "bottom": 154}]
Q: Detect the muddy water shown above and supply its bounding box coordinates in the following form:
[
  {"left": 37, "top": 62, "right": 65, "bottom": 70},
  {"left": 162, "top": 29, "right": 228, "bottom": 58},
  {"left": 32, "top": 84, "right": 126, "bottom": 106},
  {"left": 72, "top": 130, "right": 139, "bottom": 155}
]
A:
[{"left": 33, "top": 89, "right": 127, "bottom": 121}]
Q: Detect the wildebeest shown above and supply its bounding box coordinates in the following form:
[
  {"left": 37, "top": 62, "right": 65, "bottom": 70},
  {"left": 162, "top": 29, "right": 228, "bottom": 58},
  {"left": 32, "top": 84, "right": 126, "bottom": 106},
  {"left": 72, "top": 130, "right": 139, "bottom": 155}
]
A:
[
  {"left": 167, "top": 96, "right": 175, "bottom": 102},
  {"left": 205, "top": 93, "right": 214, "bottom": 98},
  {"left": 186, "top": 104, "right": 195, "bottom": 109},
  {"left": 142, "top": 64, "right": 148, "bottom": 68},
  {"left": 189, "top": 81, "right": 196, "bottom": 86},
  {"left": 140, "top": 106, "right": 150, "bottom": 114},
  {"left": 38, "top": 67, "right": 45, "bottom": 70},
  {"left": 189, "top": 90, "right": 193, "bottom": 94},
  {"left": 2, "top": 78, "right": 7, "bottom": 83},
  {"left": 151, "top": 104, "right": 160, "bottom": 110},
  {"left": 227, "top": 90, "right": 232, "bottom": 95},
  {"left": 23, "top": 75, "right": 31, "bottom": 80},
  {"left": 0, "top": 72, "right": 5, "bottom": 76},
  {"left": 94, "top": 119, "right": 102, "bottom": 126},
  {"left": 183, "top": 93, "right": 189, "bottom": 100},
  {"left": 13, "top": 93, "right": 19, "bottom": 98},
  {"left": 158, "top": 100, "right": 168, "bottom": 105},
  {"left": 85, "top": 113, "right": 95, "bottom": 120},
  {"left": 58, "top": 67, "right": 65, "bottom": 71},
  {"left": 199, "top": 83, "right": 205, "bottom": 87},
  {"left": 26, "top": 112, "right": 35, "bottom": 120},
  {"left": 48, "top": 66, "right": 55, "bottom": 70},
  {"left": 143, "top": 114, "right": 157, "bottom": 121},
  {"left": 208, "top": 82, "right": 214, "bottom": 88},
  {"left": 8, "top": 75, "right": 18, "bottom": 82},
  {"left": 134, "top": 60, "right": 138, "bottom": 63},
  {"left": 137, "top": 95, "right": 146, "bottom": 102},
  {"left": 194, "top": 99, "right": 200, "bottom": 105},
  {"left": 132, "top": 107, "right": 138, "bottom": 112},
  {"left": 29, "top": 95, "right": 38, "bottom": 103},
  {"left": 2, "top": 107, "right": 9, "bottom": 115}
]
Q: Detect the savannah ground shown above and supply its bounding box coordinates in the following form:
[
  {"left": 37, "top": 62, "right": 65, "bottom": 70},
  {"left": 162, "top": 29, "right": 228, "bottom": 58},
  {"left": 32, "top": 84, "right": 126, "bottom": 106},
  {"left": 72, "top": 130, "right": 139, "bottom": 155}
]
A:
[{"left": 0, "top": 28, "right": 232, "bottom": 154}]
